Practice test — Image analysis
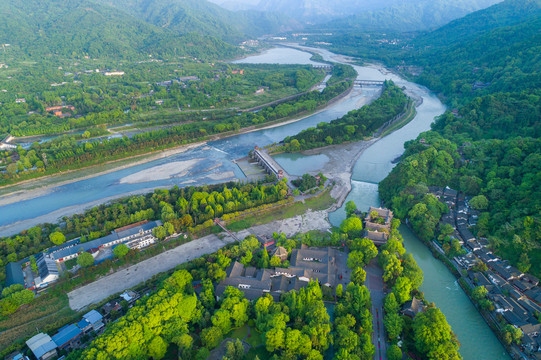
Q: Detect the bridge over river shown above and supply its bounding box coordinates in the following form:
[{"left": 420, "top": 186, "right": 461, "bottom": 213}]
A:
[{"left": 354, "top": 79, "right": 385, "bottom": 87}]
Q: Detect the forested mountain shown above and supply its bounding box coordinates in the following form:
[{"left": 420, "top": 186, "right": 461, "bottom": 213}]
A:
[
  {"left": 0, "top": 0, "right": 239, "bottom": 60},
  {"left": 376, "top": 0, "right": 541, "bottom": 275},
  {"left": 318, "top": 0, "right": 502, "bottom": 32},
  {"left": 94, "top": 0, "right": 300, "bottom": 43},
  {"left": 409, "top": 0, "right": 541, "bottom": 105},
  {"left": 415, "top": 0, "right": 541, "bottom": 45}
]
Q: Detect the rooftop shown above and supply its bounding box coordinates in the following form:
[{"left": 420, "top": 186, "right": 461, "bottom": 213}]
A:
[
  {"left": 52, "top": 324, "right": 81, "bottom": 347},
  {"left": 83, "top": 309, "right": 103, "bottom": 324},
  {"left": 26, "top": 333, "right": 57, "bottom": 359},
  {"left": 5, "top": 262, "right": 24, "bottom": 287}
]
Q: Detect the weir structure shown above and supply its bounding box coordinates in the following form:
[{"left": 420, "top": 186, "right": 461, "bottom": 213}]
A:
[{"left": 251, "top": 146, "right": 286, "bottom": 180}]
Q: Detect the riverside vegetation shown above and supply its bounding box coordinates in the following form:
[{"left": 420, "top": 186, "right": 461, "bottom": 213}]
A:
[
  {"left": 0, "top": 179, "right": 288, "bottom": 285},
  {"left": 274, "top": 81, "right": 409, "bottom": 152},
  {"left": 0, "top": 64, "right": 351, "bottom": 186}
]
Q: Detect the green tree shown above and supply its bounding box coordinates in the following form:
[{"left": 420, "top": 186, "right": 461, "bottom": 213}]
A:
[
  {"left": 30, "top": 256, "right": 38, "bottom": 273},
  {"left": 387, "top": 345, "right": 403, "bottom": 360},
  {"left": 270, "top": 255, "right": 282, "bottom": 267},
  {"left": 469, "top": 195, "right": 489, "bottom": 210},
  {"left": 384, "top": 293, "right": 399, "bottom": 314},
  {"left": 347, "top": 251, "right": 365, "bottom": 269},
  {"left": 77, "top": 252, "right": 95, "bottom": 268},
  {"left": 345, "top": 201, "right": 357, "bottom": 217},
  {"left": 199, "top": 279, "right": 216, "bottom": 310},
  {"left": 384, "top": 312, "right": 404, "bottom": 341},
  {"left": 153, "top": 226, "right": 167, "bottom": 240},
  {"left": 336, "top": 284, "right": 343, "bottom": 298},
  {"left": 351, "top": 267, "right": 366, "bottom": 285},
  {"left": 49, "top": 231, "right": 65, "bottom": 245},
  {"left": 340, "top": 217, "right": 363, "bottom": 239},
  {"left": 258, "top": 248, "right": 270, "bottom": 268},
  {"left": 113, "top": 244, "right": 129, "bottom": 259},
  {"left": 413, "top": 307, "right": 460, "bottom": 359},
  {"left": 202, "top": 326, "right": 223, "bottom": 349},
  {"left": 148, "top": 336, "right": 167, "bottom": 360},
  {"left": 392, "top": 277, "right": 412, "bottom": 304}
]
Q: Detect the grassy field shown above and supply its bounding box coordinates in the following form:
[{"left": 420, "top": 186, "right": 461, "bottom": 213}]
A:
[
  {"left": 0, "top": 292, "right": 77, "bottom": 355},
  {"left": 227, "top": 189, "right": 335, "bottom": 233}
]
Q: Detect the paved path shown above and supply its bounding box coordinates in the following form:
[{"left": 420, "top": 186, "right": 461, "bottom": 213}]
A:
[
  {"left": 68, "top": 234, "right": 235, "bottom": 311},
  {"left": 365, "top": 258, "right": 387, "bottom": 360}
]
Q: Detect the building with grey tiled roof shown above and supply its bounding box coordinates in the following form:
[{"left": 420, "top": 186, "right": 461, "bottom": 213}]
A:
[
  {"left": 216, "top": 247, "right": 340, "bottom": 301},
  {"left": 364, "top": 207, "right": 393, "bottom": 245}
]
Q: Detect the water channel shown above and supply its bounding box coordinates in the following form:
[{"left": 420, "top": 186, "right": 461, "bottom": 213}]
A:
[{"left": 0, "top": 46, "right": 509, "bottom": 359}]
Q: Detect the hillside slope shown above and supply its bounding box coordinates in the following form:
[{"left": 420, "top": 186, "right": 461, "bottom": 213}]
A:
[
  {"left": 94, "top": 0, "right": 299, "bottom": 42},
  {"left": 0, "top": 0, "right": 239, "bottom": 60},
  {"left": 410, "top": 0, "right": 541, "bottom": 103}
]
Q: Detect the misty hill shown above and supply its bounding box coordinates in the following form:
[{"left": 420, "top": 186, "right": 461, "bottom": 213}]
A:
[
  {"left": 207, "top": 0, "right": 259, "bottom": 11},
  {"left": 257, "top": 0, "right": 394, "bottom": 23},
  {"left": 94, "top": 0, "right": 300, "bottom": 43},
  {"left": 252, "top": 0, "right": 501, "bottom": 29},
  {"left": 0, "top": 0, "right": 240, "bottom": 60},
  {"left": 320, "top": 0, "right": 503, "bottom": 32}
]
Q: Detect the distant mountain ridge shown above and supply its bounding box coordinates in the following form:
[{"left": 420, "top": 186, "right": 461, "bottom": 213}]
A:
[
  {"left": 409, "top": 0, "right": 541, "bottom": 102},
  {"left": 415, "top": 0, "right": 541, "bottom": 45},
  {"left": 246, "top": 0, "right": 502, "bottom": 30},
  {"left": 94, "top": 0, "right": 301, "bottom": 42},
  {"left": 320, "top": 0, "right": 504, "bottom": 32}
]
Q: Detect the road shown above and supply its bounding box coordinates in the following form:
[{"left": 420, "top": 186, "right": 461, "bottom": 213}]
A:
[
  {"left": 365, "top": 258, "right": 387, "bottom": 360},
  {"left": 68, "top": 234, "right": 235, "bottom": 311},
  {"left": 67, "top": 208, "right": 332, "bottom": 311}
]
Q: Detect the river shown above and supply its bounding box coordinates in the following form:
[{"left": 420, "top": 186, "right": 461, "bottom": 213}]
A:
[
  {"left": 0, "top": 48, "right": 378, "bottom": 235},
  {"left": 271, "top": 46, "right": 510, "bottom": 360},
  {"left": 1, "top": 46, "right": 509, "bottom": 359}
]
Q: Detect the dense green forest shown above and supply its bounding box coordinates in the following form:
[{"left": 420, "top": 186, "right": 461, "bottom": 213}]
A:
[
  {"left": 277, "top": 81, "right": 409, "bottom": 151},
  {"left": 0, "top": 0, "right": 241, "bottom": 61},
  {"left": 0, "top": 180, "right": 289, "bottom": 284},
  {"left": 373, "top": 0, "right": 541, "bottom": 275},
  {"left": 380, "top": 91, "right": 541, "bottom": 274}
]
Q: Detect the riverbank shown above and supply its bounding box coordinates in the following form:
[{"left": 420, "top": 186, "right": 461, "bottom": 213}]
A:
[
  {"left": 299, "top": 139, "right": 378, "bottom": 213},
  {"left": 402, "top": 221, "right": 516, "bottom": 359},
  {"left": 0, "top": 83, "right": 357, "bottom": 204}
]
